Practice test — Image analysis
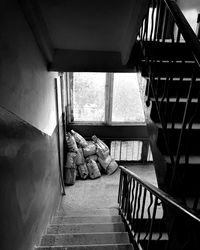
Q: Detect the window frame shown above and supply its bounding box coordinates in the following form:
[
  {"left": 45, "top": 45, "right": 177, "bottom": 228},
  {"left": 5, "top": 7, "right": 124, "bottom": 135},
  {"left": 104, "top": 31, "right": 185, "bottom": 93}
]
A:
[{"left": 66, "top": 72, "right": 145, "bottom": 126}]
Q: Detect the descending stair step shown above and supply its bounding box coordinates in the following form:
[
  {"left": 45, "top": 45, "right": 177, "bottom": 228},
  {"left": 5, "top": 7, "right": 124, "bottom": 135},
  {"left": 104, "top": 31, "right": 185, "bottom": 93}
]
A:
[
  {"left": 150, "top": 100, "right": 198, "bottom": 123},
  {"left": 141, "top": 41, "right": 193, "bottom": 61},
  {"left": 138, "top": 232, "right": 168, "bottom": 250},
  {"left": 52, "top": 216, "right": 122, "bottom": 224},
  {"left": 40, "top": 232, "right": 130, "bottom": 246},
  {"left": 164, "top": 155, "right": 200, "bottom": 195},
  {"left": 148, "top": 78, "right": 200, "bottom": 99},
  {"left": 141, "top": 61, "right": 200, "bottom": 78},
  {"left": 157, "top": 125, "right": 200, "bottom": 155},
  {"left": 156, "top": 123, "right": 200, "bottom": 129},
  {"left": 47, "top": 223, "right": 125, "bottom": 234},
  {"left": 164, "top": 155, "right": 200, "bottom": 165},
  {"left": 56, "top": 208, "right": 119, "bottom": 217},
  {"left": 35, "top": 243, "right": 134, "bottom": 250}
]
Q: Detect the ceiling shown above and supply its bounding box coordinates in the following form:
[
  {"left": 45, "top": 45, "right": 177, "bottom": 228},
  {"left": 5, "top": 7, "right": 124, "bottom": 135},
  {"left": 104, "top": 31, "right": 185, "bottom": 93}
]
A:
[{"left": 21, "top": 0, "right": 148, "bottom": 72}]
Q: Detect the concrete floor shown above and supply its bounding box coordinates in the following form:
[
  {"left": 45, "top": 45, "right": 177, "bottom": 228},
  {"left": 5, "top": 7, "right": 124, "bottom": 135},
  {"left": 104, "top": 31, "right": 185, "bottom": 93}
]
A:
[{"left": 59, "top": 164, "right": 157, "bottom": 214}]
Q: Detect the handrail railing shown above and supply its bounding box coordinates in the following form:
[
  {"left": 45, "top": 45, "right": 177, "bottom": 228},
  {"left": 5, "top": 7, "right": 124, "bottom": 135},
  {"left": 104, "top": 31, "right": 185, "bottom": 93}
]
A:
[
  {"left": 164, "top": 0, "right": 200, "bottom": 67},
  {"left": 118, "top": 165, "right": 200, "bottom": 250},
  {"left": 138, "top": 0, "right": 200, "bottom": 206}
]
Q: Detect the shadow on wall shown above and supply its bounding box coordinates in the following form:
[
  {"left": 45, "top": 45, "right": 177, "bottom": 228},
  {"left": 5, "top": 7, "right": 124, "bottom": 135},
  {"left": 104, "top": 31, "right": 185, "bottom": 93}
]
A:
[{"left": 0, "top": 106, "right": 62, "bottom": 250}]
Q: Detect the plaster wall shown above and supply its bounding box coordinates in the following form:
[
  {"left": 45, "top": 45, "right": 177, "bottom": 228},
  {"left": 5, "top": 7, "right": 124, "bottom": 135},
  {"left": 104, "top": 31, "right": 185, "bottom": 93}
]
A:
[
  {"left": 0, "top": 0, "right": 59, "bottom": 136},
  {"left": 0, "top": 1, "right": 63, "bottom": 250}
]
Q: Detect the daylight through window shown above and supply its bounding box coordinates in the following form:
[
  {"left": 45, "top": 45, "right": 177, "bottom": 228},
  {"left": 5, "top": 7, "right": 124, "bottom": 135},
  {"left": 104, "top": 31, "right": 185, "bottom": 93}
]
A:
[{"left": 68, "top": 72, "right": 145, "bottom": 124}]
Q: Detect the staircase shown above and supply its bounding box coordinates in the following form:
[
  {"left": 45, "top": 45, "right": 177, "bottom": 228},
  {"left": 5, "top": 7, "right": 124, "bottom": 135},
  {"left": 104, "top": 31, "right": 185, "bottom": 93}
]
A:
[
  {"left": 141, "top": 41, "right": 200, "bottom": 200},
  {"left": 35, "top": 208, "right": 134, "bottom": 250},
  {"left": 137, "top": 0, "right": 200, "bottom": 212}
]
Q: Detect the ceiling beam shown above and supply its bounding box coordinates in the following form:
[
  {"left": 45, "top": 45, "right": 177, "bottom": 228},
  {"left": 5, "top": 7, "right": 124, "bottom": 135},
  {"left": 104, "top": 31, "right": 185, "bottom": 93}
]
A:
[
  {"left": 49, "top": 49, "right": 137, "bottom": 72},
  {"left": 18, "top": 0, "right": 53, "bottom": 63}
]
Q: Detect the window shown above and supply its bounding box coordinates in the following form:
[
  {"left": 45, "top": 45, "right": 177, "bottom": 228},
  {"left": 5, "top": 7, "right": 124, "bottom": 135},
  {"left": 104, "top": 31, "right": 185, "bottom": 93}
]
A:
[
  {"left": 72, "top": 72, "right": 106, "bottom": 122},
  {"left": 67, "top": 72, "right": 145, "bottom": 124},
  {"left": 112, "top": 73, "right": 145, "bottom": 123}
]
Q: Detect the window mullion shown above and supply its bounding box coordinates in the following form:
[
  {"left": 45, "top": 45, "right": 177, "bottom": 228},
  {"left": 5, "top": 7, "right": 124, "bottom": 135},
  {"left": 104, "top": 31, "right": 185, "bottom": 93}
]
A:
[
  {"left": 67, "top": 72, "right": 74, "bottom": 123},
  {"left": 105, "top": 73, "right": 113, "bottom": 125},
  {"left": 108, "top": 73, "right": 114, "bottom": 124}
]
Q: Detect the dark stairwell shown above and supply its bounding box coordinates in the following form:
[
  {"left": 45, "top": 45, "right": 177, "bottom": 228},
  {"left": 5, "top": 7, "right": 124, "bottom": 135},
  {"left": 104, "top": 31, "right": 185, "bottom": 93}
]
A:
[{"left": 2, "top": 0, "right": 200, "bottom": 250}]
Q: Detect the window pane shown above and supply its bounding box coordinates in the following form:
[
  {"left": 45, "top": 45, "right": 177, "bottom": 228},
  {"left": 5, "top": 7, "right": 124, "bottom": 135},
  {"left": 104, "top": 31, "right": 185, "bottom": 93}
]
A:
[
  {"left": 73, "top": 73, "right": 106, "bottom": 122},
  {"left": 112, "top": 73, "right": 145, "bottom": 123}
]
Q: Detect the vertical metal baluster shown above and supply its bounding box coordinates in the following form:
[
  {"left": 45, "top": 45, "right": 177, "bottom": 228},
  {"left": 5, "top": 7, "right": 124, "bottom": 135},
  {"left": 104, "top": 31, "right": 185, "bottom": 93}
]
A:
[
  {"left": 124, "top": 175, "right": 130, "bottom": 217},
  {"left": 147, "top": 197, "right": 158, "bottom": 250},
  {"left": 143, "top": 192, "right": 154, "bottom": 241},
  {"left": 156, "top": 201, "right": 165, "bottom": 242},
  {"left": 118, "top": 169, "right": 123, "bottom": 206},
  {"left": 137, "top": 187, "right": 147, "bottom": 244},
  {"left": 132, "top": 183, "right": 139, "bottom": 223},
  {"left": 144, "top": 1, "right": 151, "bottom": 41},
  {"left": 126, "top": 176, "right": 132, "bottom": 222},
  {"left": 122, "top": 172, "right": 127, "bottom": 213},
  {"left": 146, "top": 74, "right": 153, "bottom": 107},
  {"left": 176, "top": 27, "right": 181, "bottom": 43},
  {"left": 161, "top": 7, "right": 169, "bottom": 42},
  {"left": 140, "top": 20, "right": 144, "bottom": 40},
  {"left": 128, "top": 178, "right": 134, "bottom": 230},
  {"left": 120, "top": 172, "right": 124, "bottom": 211},
  {"left": 150, "top": 0, "right": 155, "bottom": 41},
  {"left": 170, "top": 18, "right": 175, "bottom": 44},
  {"left": 154, "top": 0, "right": 161, "bottom": 42},
  {"left": 134, "top": 184, "right": 143, "bottom": 237},
  {"left": 130, "top": 179, "right": 136, "bottom": 232}
]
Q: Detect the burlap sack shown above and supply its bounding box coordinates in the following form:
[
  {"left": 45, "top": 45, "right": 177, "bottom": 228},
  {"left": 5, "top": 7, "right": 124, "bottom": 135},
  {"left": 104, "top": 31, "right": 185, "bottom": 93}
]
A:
[
  {"left": 71, "top": 130, "right": 88, "bottom": 148},
  {"left": 87, "top": 159, "right": 101, "bottom": 179}
]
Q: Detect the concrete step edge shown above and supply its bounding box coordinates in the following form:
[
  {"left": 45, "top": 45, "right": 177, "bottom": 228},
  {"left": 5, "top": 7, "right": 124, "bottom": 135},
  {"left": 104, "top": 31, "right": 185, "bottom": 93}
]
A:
[
  {"left": 35, "top": 243, "right": 134, "bottom": 249},
  {"left": 46, "top": 222, "right": 126, "bottom": 234},
  {"left": 52, "top": 215, "right": 121, "bottom": 218},
  {"left": 56, "top": 208, "right": 119, "bottom": 213},
  {"left": 42, "top": 232, "right": 129, "bottom": 237},
  {"left": 48, "top": 222, "right": 125, "bottom": 227}
]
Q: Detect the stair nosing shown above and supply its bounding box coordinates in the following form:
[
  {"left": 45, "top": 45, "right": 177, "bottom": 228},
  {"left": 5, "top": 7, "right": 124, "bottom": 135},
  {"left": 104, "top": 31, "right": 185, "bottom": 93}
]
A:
[
  {"left": 48, "top": 222, "right": 125, "bottom": 226},
  {"left": 156, "top": 123, "right": 200, "bottom": 129},
  {"left": 36, "top": 243, "right": 134, "bottom": 248},
  {"left": 42, "top": 232, "right": 128, "bottom": 236}
]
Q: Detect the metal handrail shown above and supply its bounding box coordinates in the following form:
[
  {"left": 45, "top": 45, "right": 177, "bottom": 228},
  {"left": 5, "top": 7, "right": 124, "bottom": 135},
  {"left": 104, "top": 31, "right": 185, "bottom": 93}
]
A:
[
  {"left": 138, "top": 0, "right": 200, "bottom": 206},
  {"left": 118, "top": 165, "right": 200, "bottom": 249},
  {"left": 119, "top": 165, "right": 200, "bottom": 223},
  {"left": 164, "top": 0, "right": 200, "bottom": 68}
]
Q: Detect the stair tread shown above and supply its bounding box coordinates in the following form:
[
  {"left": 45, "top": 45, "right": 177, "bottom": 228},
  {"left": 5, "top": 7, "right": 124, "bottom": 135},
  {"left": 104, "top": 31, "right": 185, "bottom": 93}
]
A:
[
  {"left": 151, "top": 97, "right": 198, "bottom": 103},
  {"left": 35, "top": 243, "right": 134, "bottom": 250},
  {"left": 156, "top": 123, "right": 200, "bottom": 129},
  {"left": 142, "top": 40, "right": 193, "bottom": 61},
  {"left": 142, "top": 61, "right": 200, "bottom": 77},
  {"left": 138, "top": 232, "right": 168, "bottom": 240},
  {"left": 43, "top": 232, "right": 129, "bottom": 236},
  {"left": 53, "top": 215, "right": 121, "bottom": 218},
  {"left": 164, "top": 155, "right": 200, "bottom": 164},
  {"left": 47, "top": 223, "right": 125, "bottom": 234},
  {"left": 56, "top": 209, "right": 119, "bottom": 216},
  {"left": 40, "top": 232, "right": 130, "bottom": 246},
  {"left": 52, "top": 216, "right": 122, "bottom": 224}
]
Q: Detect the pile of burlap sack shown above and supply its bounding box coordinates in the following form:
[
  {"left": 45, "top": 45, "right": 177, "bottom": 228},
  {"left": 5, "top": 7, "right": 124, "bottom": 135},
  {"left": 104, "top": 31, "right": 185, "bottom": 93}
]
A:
[{"left": 64, "top": 130, "right": 118, "bottom": 185}]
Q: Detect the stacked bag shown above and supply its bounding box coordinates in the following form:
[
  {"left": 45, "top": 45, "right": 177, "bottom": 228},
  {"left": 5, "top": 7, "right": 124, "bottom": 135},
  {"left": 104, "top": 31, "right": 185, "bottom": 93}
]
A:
[{"left": 64, "top": 130, "right": 118, "bottom": 185}]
